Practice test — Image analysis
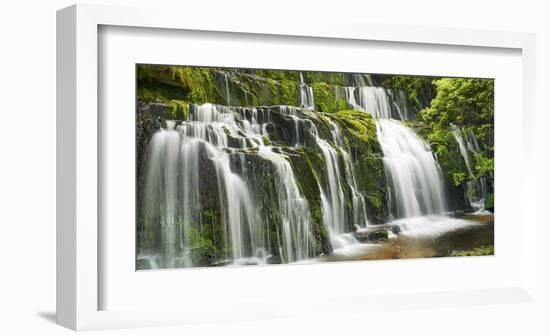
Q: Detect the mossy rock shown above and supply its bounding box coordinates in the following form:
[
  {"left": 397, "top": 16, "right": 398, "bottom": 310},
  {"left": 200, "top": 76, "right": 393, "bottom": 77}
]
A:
[
  {"left": 327, "top": 110, "right": 389, "bottom": 221},
  {"left": 287, "top": 149, "right": 332, "bottom": 255}
]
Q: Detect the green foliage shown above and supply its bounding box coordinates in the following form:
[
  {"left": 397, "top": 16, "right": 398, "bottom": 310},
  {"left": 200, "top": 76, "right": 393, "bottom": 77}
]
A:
[
  {"left": 383, "top": 76, "right": 436, "bottom": 110},
  {"left": 452, "top": 245, "right": 494, "bottom": 256},
  {"left": 416, "top": 78, "right": 494, "bottom": 194},
  {"left": 452, "top": 172, "right": 467, "bottom": 187},
  {"left": 473, "top": 153, "right": 494, "bottom": 179},
  {"left": 421, "top": 78, "right": 494, "bottom": 128}
]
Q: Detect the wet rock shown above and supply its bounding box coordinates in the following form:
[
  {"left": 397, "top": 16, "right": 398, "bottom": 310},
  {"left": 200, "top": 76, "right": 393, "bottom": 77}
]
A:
[{"left": 354, "top": 226, "right": 389, "bottom": 243}]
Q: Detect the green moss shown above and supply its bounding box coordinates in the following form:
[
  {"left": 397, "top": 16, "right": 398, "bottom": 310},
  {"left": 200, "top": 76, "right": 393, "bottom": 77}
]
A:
[
  {"left": 170, "top": 100, "right": 189, "bottom": 120},
  {"left": 330, "top": 110, "right": 378, "bottom": 146},
  {"left": 311, "top": 83, "right": 348, "bottom": 113},
  {"left": 254, "top": 69, "right": 299, "bottom": 82},
  {"left": 302, "top": 71, "right": 345, "bottom": 86},
  {"left": 280, "top": 79, "right": 300, "bottom": 106},
  {"left": 452, "top": 245, "right": 494, "bottom": 256},
  {"left": 170, "top": 67, "right": 218, "bottom": 104},
  {"left": 136, "top": 64, "right": 226, "bottom": 105},
  {"left": 137, "top": 81, "right": 187, "bottom": 103},
  {"left": 327, "top": 110, "right": 388, "bottom": 220},
  {"left": 287, "top": 148, "right": 330, "bottom": 254}
]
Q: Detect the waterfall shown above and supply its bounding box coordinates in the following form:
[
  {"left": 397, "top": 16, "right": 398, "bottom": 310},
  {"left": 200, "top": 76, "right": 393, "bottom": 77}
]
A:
[
  {"left": 142, "top": 104, "right": 264, "bottom": 267},
  {"left": 301, "top": 119, "right": 371, "bottom": 249},
  {"left": 450, "top": 124, "right": 488, "bottom": 212},
  {"left": 299, "top": 72, "right": 315, "bottom": 110},
  {"left": 352, "top": 73, "right": 374, "bottom": 87},
  {"left": 280, "top": 106, "right": 305, "bottom": 146},
  {"left": 257, "top": 146, "right": 312, "bottom": 262},
  {"left": 450, "top": 124, "right": 474, "bottom": 176},
  {"left": 345, "top": 87, "right": 361, "bottom": 111},
  {"left": 316, "top": 136, "right": 347, "bottom": 235},
  {"left": 377, "top": 119, "right": 447, "bottom": 218},
  {"left": 357, "top": 87, "right": 394, "bottom": 119},
  {"left": 346, "top": 84, "right": 448, "bottom": 219},
  {"left": 136, "top": 65, "right": 495, "bottom": 269},
  {"left": 388, "top": 89, "right": 411, "bottom": 120},
  {"left": 140, "top": 103, "right": 319, "bottom": 267},
  {"left": 222, "top": 72, "right": 231, "bottom": 106},
  {"left": 329, "top": 120, "right": 369, "bottom": 229}
]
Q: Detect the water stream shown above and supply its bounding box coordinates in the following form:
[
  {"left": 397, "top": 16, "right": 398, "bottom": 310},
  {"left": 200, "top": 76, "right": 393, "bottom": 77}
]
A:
[{"left": 450, "top": 124, "right": 488, "bottom": 212}]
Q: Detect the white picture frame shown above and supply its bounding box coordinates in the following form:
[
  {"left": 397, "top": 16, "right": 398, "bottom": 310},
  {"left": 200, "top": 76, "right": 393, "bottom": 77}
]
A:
[{"left": 56, "top": 3, "right": 537, "bottom": 331}]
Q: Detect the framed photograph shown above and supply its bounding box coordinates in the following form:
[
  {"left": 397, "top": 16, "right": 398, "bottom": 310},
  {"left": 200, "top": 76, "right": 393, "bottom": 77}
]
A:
[{"left": 57, "top": 4, "right": 537, "bottom": 331}]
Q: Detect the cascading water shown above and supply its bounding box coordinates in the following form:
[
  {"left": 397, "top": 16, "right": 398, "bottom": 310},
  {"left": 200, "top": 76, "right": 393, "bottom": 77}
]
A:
[
  {"left": 316, "top": 134, "right": 347, "bottom": 235},
  {"left": 329, "top": 120, "right": 369, "bottom": 229},
  {"left": 297, "top": 118, "right": 371, "bottom": 250},
  {"left": 137, "top": 67, "right": 493, "bottom": 269},
  {"left": 450, "top": 124, "right": 488, "bottom": 212},
  {"left": 357, "top": 87, "right": 394, "bottom": 119},
  {"left": 140, "top": 97, "right": 383, "bottom": 267},
  {"left": 222, "top": 72, "right": 231, "bottom": 106},
  {"left": 346, "top": 84, "right": 448, "bottom": 219},
  {"left": 299, "top": 72, "right": 315, "bottom": 110},
  {"left": 140, "top": 103, "right": 317, "bottom": 267},
  {"left": 352, "top": 73, "right": 374, "bottom": 87},
  {"left": 376, "top": 119, "right": 447, "bottom": 218},
  {"left": 257, "top": 146, "right": 312, "bottom": 262}
]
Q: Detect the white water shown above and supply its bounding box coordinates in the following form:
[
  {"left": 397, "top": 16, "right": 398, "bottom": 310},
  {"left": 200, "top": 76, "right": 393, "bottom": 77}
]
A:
[
  {"left": 377, "top": 119, "right": 447, "bottom": 218},
  {"left": 258, "top": 146, "right": 312, "bottom": 262},
  {"left": 280, "top": 105, "right": 305, "bottom": 146},
  {"left": 357, "top": 86, "right": 394, "bottom": 119},
  {"left": 329, "top": 120, "right": 369, "bottom": 229},
  {"left": 390, "top": 215, "right": 477, "bottom": 238},
  {"left": 222, "top": 72, "right": 231, "bottom": 106},
  {"left": 317, "top": 137, "right": 347, "bottom": 235},
  {"left": 450, "top": 124, "right": 488, "bottom": 212},
  {"left": 345, "top": 87, "right": 360, "bottom": 110},
  {"left": 345, "top": 84, "right": 448, "bottom": 219},
  {"left": 299, "top": 72, "right": 315, "bottom": 110},
  {"left": 352, "top": 73, "right": 374, "bottom": 87},
  {"left": 141, "top": 103, "right": 316, "bottom": 267},
  {"left": 140, "top": 73, "right": 484, "bottom": 268},
  {"left": 306, "top": 120, "right": 356, "bottom": 249}
]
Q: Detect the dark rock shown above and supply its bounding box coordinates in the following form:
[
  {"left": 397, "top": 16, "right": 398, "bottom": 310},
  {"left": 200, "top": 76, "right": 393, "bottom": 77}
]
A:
[
  {"left": 354, "top": 227, "right": 389, "bottom": 243},
  {"left": 136, "top": 258, "right": 152, "bottom": 270}
]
